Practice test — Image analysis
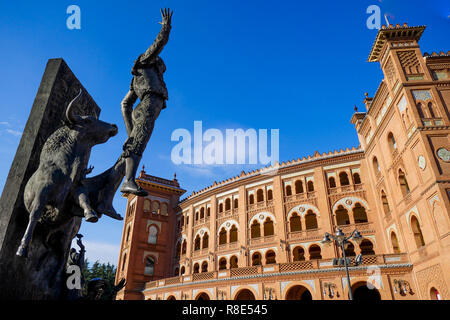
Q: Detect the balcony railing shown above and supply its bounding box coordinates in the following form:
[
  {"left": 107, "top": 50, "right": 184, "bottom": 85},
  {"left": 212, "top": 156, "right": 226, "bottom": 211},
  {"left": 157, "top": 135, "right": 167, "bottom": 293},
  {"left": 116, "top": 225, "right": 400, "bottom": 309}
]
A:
[
  {"left": 287, "top": 228, "right": 321, "bottom": 241},
  {"left": 328, "top": 184, "right": 364, "bottom": 195},
  {"left": 217, "top": 209, "right": 237, "bottom": 219},
  {"left": 248, "top": 235, "right": 275, "bottom": 246},
  {"left": 217, "top": 242, "right": 238, "bottom": 251},
  {"left": 145, "top": 253, "right": 410, "bottom": 290},
  {"left": 192, "top": 248, "right": 209, "bottom": 257},
  {"left": 334, "top": 222, "right": 375, "bottom": 235},
  {"left": 193, "top": 217, "right": 210, "bottom": 226},
  {"left": 247, "top": 200, "right": 273, "bottom": 212},
  {"left": 284, "top": 192, "right": 316, "bottom": 203}
]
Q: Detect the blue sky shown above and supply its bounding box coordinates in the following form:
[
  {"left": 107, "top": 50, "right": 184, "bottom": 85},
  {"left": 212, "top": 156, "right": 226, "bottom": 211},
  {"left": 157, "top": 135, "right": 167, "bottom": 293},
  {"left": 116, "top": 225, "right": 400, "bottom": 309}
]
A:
[{"left": 0, "top": 0, "right": 448, "bottom": 265}]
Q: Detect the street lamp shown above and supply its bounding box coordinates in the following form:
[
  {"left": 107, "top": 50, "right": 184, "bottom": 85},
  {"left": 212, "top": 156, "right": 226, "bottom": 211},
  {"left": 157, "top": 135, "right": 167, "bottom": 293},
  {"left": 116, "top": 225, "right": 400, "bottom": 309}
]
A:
[{"left": 321, "top": 228, "right": 363, "bottom": 300}]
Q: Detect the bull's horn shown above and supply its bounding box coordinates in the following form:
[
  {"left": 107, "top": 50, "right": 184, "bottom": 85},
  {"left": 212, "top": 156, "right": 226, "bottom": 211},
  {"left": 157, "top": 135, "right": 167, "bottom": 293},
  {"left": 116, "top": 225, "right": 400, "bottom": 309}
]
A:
[{"left": 66, "top": 89, "right": 83, "bottom": 124}]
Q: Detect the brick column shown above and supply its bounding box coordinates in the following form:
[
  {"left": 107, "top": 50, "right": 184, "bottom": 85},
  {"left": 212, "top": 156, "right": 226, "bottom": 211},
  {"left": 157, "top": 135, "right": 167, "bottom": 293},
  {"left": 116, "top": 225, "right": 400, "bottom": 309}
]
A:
[
  {"left": 272, "top": 175, "right": 288, "bottom": 263},
  {"left": 238, "top": 185, "right": 247, "bottom": 266},
  {"left": 210, "top": 195, "right": 217, "bottom": 270},
  {"left": 186, "top": 204, "right": 194, "bottom": 274}
]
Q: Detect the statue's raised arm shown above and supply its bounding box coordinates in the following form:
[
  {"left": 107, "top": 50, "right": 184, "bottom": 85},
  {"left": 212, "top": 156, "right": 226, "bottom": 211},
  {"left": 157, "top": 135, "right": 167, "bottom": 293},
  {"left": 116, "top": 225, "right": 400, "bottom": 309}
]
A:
[{"left": 140, "top": 8, "right": 173, "bottom": 64}]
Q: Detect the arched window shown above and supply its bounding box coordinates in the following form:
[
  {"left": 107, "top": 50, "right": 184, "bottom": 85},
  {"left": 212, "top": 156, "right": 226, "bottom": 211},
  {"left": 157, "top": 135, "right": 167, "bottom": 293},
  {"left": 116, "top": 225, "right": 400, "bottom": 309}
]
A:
[
  {"left": 161, "top": 203, "right": 168, "bottom": 215},
  {"left": 360, "top": 239, "right": 375, "bottom": 255},
  {"left": 234, "top": 198, "right": 239, "bottom": 208},
  {"left": 194, "top": 235, "right": 201, "bottom": 251},
  {"left": 305, "top": 210, "right": 318, "bottom": 229},
  {"left": 148, "top": 225, "right": 158, "bottom": 244},
  {"left": 328, "top": 177, "right": 336, "bottom": 188},
  {"left": 152, "top": 201, "right": 160, "bottom": 214},
  {"left": 176, "top": 242, "right": 181, "bottom": 257},
  {"left": 193, "top": 263, "right": 200, "bottom": 274},
  {"left": 381, "top": 190, "right": 390, "bottom": 215},
  {"left": 292, "top": 246, "right": 305, "bottom": 261},
  {"left": 289, "top": 212, "right": 302, "bottom": 232},
  {"left": 252, "top": 252, "right": 261, "bottom": 266},
  {"left": 295, "top": 180, "right": 304, "bottom": 194},
  {"left": 207, "top": 207, "right": 210, "bottom": 217},
  {"left": 265, "top": 250, "right": 276, "bottom": 264},
  {"left": 144, "top": 256, "right": 155, "bottom": 275},
  {"left": 143, "top": 199, "right": 151, "bottom": 212},
  {"left": 353, "top": 173, "right": 361, "bottom": 184},
  {"left": 373, "top": 157, "right": 380, "bottom": 175},
  {"left": 428, "top": 102, "right": 438, "bottom": 118},
  {"left": 339, "top": 172, "right": 350, "bottom": 186},
  {"left": 180, "top": 266, "right": 185, "bottom": 275},
  {"left": 267, "top": 190, "right": 273, "bottom": 200},
  {"left": 230, "top": 256, "right": 238, "bottom": 269},
  {"left": 186, "top": 216, "right": 189, "bottom": 225},
  {"left": 195, "top": 211, "right": 199, "bottom": 221},
  {"left": 398, "top": 169, "right": 410, "bottom": 197},
  {"left": 201, "top": 261, "right": 208, "bottom": 273},
  {"left": 181, "top": 215, "right": 185, "bottom": 227},
  {"left": 335, "top": 205, "right": 350, "bottom": 225},
  {"left": 126, "top": 226, "right": 131, "bottom": 242},
  {"left": 309, "top": 245, "right": 322, "bottom": 260},
  {"left": 263, "top": 218, "right": 274, "bottom": 236},
  {"left": 430, "top": 287, "right": 441, "bottom": 300},
  {"left": 225, "top": 198, "right": 231, "bottom": 211},
  {"left": 411, "top": 216, "right": 425, "bottom": 248},
  {"left": 307, "top": 181, "right": 314, "bottom": 192},
  {"left": 256, "top": 189, "right": 264, "bottom": 202},
  {"left": 249, "top": 194, "right": 255, "bottom": 204},
  {"left": 200, "top": 207, "right": 205, "bottom": 219},
  {"left": 219, "top": 203, "right": 223, "bottom": 212},
  {"left": 417, "top": 102, "right": 425, "bottom": 118},
  {"left": 388, "top": 132, "right": 397, "bottom": 152},
  {"left": 251, "top": 220, "right": 261, "bottom": 238},
  {"left": 229, "top": 225, "right": 238, "bottom": 243},
  {"left": 286, "top": 185, "right": 292, "bottom": 196},
  {"left": 219, "top": 258, "right": 227, "bottom": 270},
  {"left": 182, "top": 240, "right": 187, "bottom": 254},
  {"left": 122, "top": 253, "right": 127, "bottom": 271},
  {"left": 202, "top": 233, "right": 209, "bottom": 249},
  {"left": 391, "top": 232, "right": 400, "bottom": 253},
  {"left": 344, "top": 242, "right": 356, "bottom": 257},
  {"left": 219, "top": 228, "right": 227, "bottom": 245},
  {"left": 353, "top": 203, "right": 368, "bottom": 223}
]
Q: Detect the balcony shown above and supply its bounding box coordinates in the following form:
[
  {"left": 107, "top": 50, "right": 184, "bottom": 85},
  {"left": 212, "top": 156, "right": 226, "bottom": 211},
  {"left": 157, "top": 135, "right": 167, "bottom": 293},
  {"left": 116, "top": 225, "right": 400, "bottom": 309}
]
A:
[
  {"left": 248, "top": 235, "right": 276, "bottom": 246},
  {"left": 217, "top": 241, "right": 238, "bottom": 251},
  {"left": 145, "top": 253, "right": 410, "bottom": 290},
  {"left": 284, "top": 192, "right": 316, "bottom": 203},
  {"left": 334, "top": 222, "right": 375, "bottom": 235},
  {"left": 287, "top": 228, "right": 322, "bottom": 241},
  {"left": 217, "top": 208, "right": 238, "bottom": 219},
  {"left": 328, "top": 184, "right": 364, "bottom": 195},
  {"left": 192, "top": 248, "right": 209, "bottom": 258},
  {"left": 193, "top": 216, "right": 210, "bottom": 227},
  {"left": 247, "top": 200, "right": 274, "bottom": 213}
]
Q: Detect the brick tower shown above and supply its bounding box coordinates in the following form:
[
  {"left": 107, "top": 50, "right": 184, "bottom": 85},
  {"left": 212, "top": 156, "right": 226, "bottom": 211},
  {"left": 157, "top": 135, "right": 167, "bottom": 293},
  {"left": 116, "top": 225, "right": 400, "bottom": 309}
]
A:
[
  {"left": 352, "top": 23, "right": 450, "bottom": 299},
  {"left": 115, "top": 167, "right": 185, "bottom": 300}
]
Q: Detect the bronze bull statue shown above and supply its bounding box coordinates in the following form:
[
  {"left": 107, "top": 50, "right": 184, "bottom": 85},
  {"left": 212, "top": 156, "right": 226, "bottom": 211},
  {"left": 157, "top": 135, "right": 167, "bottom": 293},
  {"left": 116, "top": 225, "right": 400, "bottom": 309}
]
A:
[{"left": 17, "top": 90, "right": 120, "bottom": 257}]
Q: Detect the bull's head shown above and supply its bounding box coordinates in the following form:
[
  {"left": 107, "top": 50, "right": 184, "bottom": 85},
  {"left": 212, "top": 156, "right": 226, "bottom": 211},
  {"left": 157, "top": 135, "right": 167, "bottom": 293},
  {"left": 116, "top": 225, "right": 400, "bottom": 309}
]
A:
[{"left": 66, "top": 89, "right": 118, "bottom": 144}]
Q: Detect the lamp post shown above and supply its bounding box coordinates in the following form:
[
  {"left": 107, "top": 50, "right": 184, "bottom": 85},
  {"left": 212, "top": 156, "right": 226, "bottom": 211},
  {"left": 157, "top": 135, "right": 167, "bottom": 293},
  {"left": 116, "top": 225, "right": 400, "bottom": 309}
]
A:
[{"left": 321, "top": 228, "right": 362, "bottom": 300}]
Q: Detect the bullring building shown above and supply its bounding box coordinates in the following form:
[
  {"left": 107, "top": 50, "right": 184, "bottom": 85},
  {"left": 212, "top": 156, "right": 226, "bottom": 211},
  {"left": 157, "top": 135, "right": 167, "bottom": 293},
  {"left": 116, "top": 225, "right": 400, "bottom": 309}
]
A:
[{"left": 114, "top": 23, "right": 450, "bottom": 300}]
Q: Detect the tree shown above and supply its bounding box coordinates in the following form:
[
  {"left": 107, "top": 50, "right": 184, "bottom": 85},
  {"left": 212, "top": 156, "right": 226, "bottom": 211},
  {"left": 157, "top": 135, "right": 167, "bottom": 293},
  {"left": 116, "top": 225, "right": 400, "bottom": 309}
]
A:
[{"left": 82, "top": 259, "right": 118, "bottom": 300}]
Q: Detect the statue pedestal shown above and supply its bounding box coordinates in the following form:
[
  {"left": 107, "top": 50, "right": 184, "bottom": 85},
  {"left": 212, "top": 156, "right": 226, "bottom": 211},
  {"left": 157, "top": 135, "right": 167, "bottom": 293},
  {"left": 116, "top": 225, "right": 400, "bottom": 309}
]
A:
[{"left": 0, "top": 59, "right": 100, "bottom": 299}]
